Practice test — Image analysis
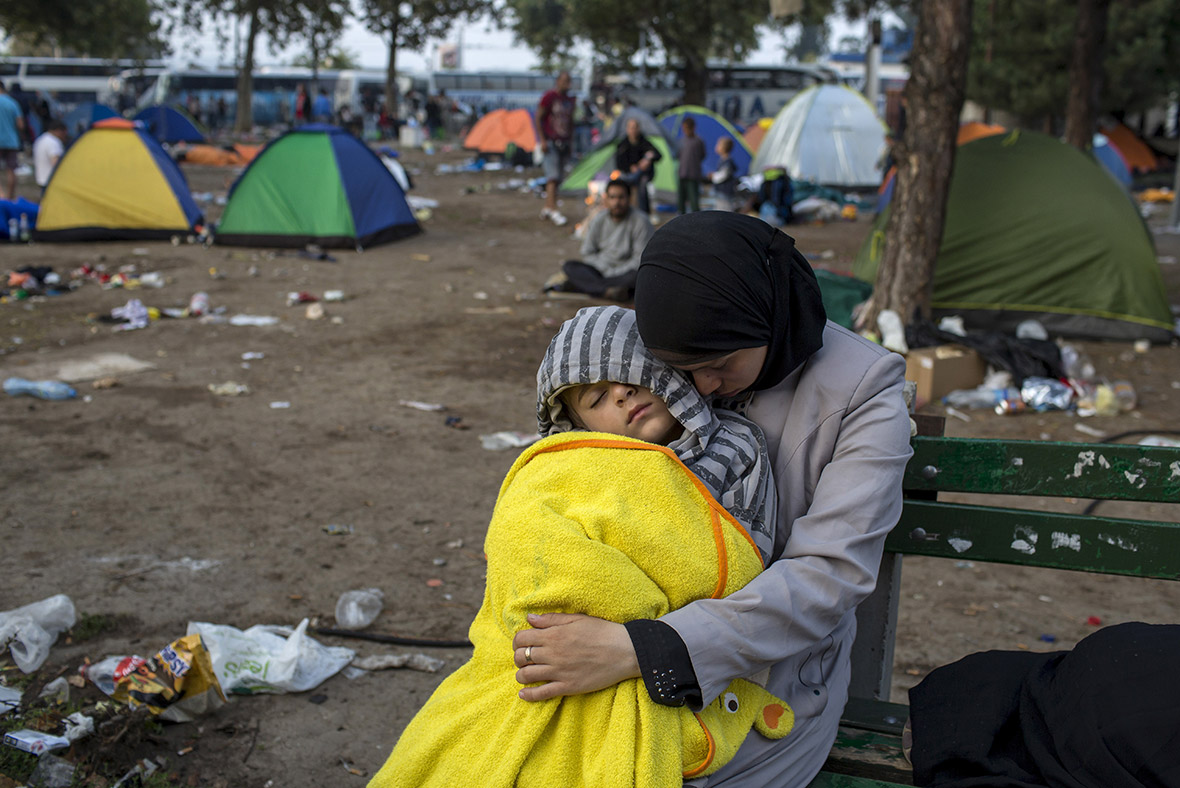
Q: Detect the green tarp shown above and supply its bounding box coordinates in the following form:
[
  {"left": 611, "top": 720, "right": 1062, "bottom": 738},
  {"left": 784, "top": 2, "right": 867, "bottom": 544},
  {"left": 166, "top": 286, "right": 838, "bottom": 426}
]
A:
[{"left": 853, "top": 130, "right": 1173, "bottom": 342}]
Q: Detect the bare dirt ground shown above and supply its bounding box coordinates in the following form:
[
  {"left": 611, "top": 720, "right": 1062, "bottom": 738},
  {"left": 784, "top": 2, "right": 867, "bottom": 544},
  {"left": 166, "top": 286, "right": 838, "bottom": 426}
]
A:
[{"left": 2, "top": 145, "right": 1178, "bottom": 787}]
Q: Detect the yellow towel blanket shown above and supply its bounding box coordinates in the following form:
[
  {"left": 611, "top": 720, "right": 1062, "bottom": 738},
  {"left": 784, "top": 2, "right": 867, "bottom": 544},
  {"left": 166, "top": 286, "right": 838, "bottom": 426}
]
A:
[{"left": 369, "top": 433, "right": 793, "bottom": 788}]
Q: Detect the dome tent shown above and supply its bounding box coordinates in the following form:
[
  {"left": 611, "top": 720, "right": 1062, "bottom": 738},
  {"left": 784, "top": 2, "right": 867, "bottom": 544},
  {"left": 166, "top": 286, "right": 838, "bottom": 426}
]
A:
[
  {"left": 214, "top": 125, "right": 420, "bottom": 249},
  {"left": 854, "top": 130, "right": 1172, "bottom": 342},
  {"left": 463, "top": 108, "right": 538, "bottom": 155},
  {"left": 33, "top": 118, "right": 204, "bottom": 242},
  {"left": 560, "top": 106, "right": 679, "bottom": 197},
  {"left": 751, "top": 84, "right": 886, "bottom": 188},
  {"left": 133, "top": 105, "right": 207, "bottom": 144},
  {"left": 657, "top": 105, "right": 753, "bottom": 178}
]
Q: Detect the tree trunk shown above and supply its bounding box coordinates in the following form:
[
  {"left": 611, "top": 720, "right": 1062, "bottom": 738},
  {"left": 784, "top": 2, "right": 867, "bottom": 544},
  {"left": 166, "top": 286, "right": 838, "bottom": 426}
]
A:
[
  {"left": 680, "top": 53, "right": 708, "bottom": 106},
  {"left": 859, "top": 0, "right": 973, "bottom": 334},
  {"left": 234, "top": 3, "right": 260, "bottom": 133},
  {"left": 1063, "top": 0, "right": 1111, "bottom": 150},
  {"left": 384, "top": 22, "right": 399, "bottom": 124}
]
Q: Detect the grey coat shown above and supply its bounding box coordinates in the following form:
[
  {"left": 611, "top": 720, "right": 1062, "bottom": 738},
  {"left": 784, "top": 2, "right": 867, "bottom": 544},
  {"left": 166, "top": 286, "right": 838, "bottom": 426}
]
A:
[{"left": 665, "top": 322, "right": 914, "bottom": 787}]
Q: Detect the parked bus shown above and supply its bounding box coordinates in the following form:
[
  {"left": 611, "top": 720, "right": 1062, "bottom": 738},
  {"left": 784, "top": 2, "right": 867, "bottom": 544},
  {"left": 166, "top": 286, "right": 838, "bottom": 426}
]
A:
[
  {"left": 138, "top": 68, "right": 340, "bottom": 127},
  {"left": 622, "top": 63, "right": 838, "bottom": 126},
  {"left": 424, "top": 70, "right": 584, "bottom": 114},
  {"left": 0, "top": 56, "right": 165, "bottom": 110}
]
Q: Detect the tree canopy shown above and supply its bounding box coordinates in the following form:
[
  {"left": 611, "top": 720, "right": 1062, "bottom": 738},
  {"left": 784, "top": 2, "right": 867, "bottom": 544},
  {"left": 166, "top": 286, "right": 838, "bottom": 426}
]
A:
[
  {"left": 0, "top": 0, "right": 166, "bottom": 60},
  {"left": 968, "top": 0, "right": 1180, "bottom": 122}
]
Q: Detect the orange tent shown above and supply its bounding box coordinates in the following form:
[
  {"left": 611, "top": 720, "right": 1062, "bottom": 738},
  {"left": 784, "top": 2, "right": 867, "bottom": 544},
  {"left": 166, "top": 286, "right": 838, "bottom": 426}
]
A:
[
  {"left": 741, "top": 117, "right": 773, "bottom": 153},
  {"left": 957, "top": 121, "right": 1006, "bottom": 145},
  {"left": 463, "top": 108, "right": 538, "bottom": 154},
  {"left": 178, "top": 144, "right": 262, "bottom": 167},
  {"left": 1099, "top": 123, "right": 1158, "bottom": 172}
]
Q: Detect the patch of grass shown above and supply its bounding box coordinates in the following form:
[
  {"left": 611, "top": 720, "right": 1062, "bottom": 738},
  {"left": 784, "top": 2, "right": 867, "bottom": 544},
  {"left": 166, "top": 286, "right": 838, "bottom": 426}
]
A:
[
  {"left": 0, "top": 743, "right": 38, "bottom": 782},
  {"left": 68, "top": 612, "right": 129, "bottom": 644}
]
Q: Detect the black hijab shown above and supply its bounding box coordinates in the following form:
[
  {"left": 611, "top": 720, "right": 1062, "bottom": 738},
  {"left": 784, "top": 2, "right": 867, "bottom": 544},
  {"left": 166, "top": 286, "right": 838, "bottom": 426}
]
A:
[{"left": 634, "top": 212, "right": 827, "bottom": 392}]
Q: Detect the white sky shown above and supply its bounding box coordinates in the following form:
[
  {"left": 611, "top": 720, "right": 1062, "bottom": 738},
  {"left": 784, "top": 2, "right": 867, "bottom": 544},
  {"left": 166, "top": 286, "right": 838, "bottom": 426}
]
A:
[{"left": 171, "top": 14, "right": 871, "bottom": 73}]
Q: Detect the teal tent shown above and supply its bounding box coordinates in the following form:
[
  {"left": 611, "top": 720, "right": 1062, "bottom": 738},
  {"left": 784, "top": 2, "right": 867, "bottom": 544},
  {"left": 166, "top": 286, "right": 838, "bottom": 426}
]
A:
[{"left": 854, "top": 131, "right": 1173, "bottom": 342}]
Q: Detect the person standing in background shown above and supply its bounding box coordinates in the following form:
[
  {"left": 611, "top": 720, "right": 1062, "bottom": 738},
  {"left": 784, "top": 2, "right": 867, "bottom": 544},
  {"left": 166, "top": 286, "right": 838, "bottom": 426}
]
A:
[
  {"left": 0, "top": 80, "right": 25, "bottom": 200},
  {"left": 676, "top": 117, "right": 706, "bottom": 214},
  {"left": 536, "top": 71, "right": 575, "bottom": 227},
  {"left": 33, "top": 120, "right": 68, "bottom": 189}
]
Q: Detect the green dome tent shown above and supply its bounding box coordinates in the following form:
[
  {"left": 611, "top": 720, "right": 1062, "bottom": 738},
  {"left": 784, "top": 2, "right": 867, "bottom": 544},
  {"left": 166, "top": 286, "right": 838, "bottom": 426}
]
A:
[
  {"left": 560, "top": 106, "right": 679, "bottom": 198},
  {"left": 853, "top": 131, "right": 1173, "bottom": 342}
]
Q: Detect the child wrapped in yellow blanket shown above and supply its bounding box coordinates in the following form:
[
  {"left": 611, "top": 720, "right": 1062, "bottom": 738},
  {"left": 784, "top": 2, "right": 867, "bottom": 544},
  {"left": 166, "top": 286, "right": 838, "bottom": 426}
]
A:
[{"left": 369, "top": 306, "right": 792, "bottom": 788}]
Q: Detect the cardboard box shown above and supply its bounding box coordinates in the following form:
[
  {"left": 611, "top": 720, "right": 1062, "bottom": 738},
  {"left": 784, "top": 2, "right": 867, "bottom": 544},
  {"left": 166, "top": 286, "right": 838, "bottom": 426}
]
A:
[{"left": 904, "top": 344, "right": 987, "bottom": 405}]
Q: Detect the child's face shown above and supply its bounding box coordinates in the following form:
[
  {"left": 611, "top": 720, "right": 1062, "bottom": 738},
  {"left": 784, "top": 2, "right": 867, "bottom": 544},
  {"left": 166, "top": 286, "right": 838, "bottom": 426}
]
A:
[{"left": 564, "top": 382, "right": 682, "bottom": 445}]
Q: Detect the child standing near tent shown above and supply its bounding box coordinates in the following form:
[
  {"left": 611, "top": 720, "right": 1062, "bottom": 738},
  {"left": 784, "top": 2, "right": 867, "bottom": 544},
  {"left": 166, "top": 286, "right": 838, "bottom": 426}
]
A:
[
  {"left": 677, "top": 117, "right": 706, "bottom": 214},
  {"left": 368, "top": 305, "right": 786, "bottom": 788},
  {"left": 710, "top": 136, "right": 738, "bottom": 211}
]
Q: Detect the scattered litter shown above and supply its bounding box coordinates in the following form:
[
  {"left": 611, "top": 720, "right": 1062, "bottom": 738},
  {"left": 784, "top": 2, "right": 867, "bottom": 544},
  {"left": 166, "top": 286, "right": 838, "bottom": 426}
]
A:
[
  {"left": 1133, "top": 338, "right": 1151, "bottom": 353},
  {"left": 335, "top": 588, "right": 384, "bottom": 630},
  {"left": 1074, "top": 423, "right": 1106, "bottom": 438},
  {"left": 0, "top": 594, "right": 76, "bottom": 673},
  {"left": 400, "top": 400, "right": 446, "bottom": 411},
  {"left": 2, "top": 728, "right": 71, "bottom": 755},
  {"left": 446, "top": 538, "right": 464, "bottom": 549},
  {"left": 323, "top": 290, "right": 345, "bottom": 302},
  {"left": 270, "top": 401, "right": 291, "bottom": 409},
  {"left": 242, "top": 351, "right": 265, "bottom": 360},
  {"left": 944, "top": 407, "right": 972, "bottom": 422},
  {"left": 1087, "top": 615, "right": 1103, "bottom": 626},
  {"left": 208, "top": 381, "right": 250, "bottom": 397},
  {"left": 0, "top": 352, "right": 150, "bottom": 387},
  {"left": 465, "top": 306, "right": 514, "bottom": 315},
  {"left": 3, "top": 377, "right": 77, "bottom": 400},
  {"left": 187, "top": 618, "right": 355, "bottom": 694},
  {"left": 188, "top": 291, "right": 210, "bottom": 317},
  {"left": 425, "top": 578, "right": 444, "bottom": 588},
  {"left": 1138, "top": 435, "right": 1180, "bottom": 448},
  {"left": 131, "top": 247, "right": 150, "bottom": 256},
  {"left": 287, "top": 291, "right": 317, "bottom": 306},
  {"left": 111, "top": 758, "right": 160, "bottom": 788},
  {"left": 322, "top": 523, "right": 354, "bottom": 535},
  {"left": 351, "top": 652, "right": 446, "bottom": 673},
  {"left": 1038, "top": 633, "right": 1057, "bottom": 643},
  {"left": 411, "top": 253, "right": 432, "bottom": 262},
  {"left": 0, "top": 685, "right": 20, "bottom": 716},
  {"left": 1014, "top": 319, "right": 1048, "bottom": 340},
  {"left": 37, "top": 677, "right": 70, "bottom": 703},
  {"left": 937, "top": 315, "right": 966, "bottom": 336},
  {"left": 445, "top": 416, "right": 469, "bottom": 430},
  {"left": 1037, "top": 595, "right": 1053, "bottom": 603},
  {"left": 479, "top": 431, "right": 542, "bottom": 450},
  {"left": 99, "top": 634, "right": 227, "bottom": 721},
  {"left": 305, "top": 302, "right": 326, "bottom": 320},
  {"left": 112, "top": 298, "right": 151, "bottom": 330},
  {"left": 63, "top": 711, "right": 95, "bottom": 742},
  {"left": 139, "top": 271, "right": 166, "bottom": 288},
  {"left": 340, "top": 758, "right": 365, "bottom": 777},
  {"left": 92, "top": 376, "right": 120, "bottom": 389},
  {"left": 27, "top": 752, "right": 76, "bottom": 787},
  {"left": 230, "top": 314, "right": 280, "bottom": 327},
  {"left": 472, "top": 291, "right": 489, "bottom": 300}
]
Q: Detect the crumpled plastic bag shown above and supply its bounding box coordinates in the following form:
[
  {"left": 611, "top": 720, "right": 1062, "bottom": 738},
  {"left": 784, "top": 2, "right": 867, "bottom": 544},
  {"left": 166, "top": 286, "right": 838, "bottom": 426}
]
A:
[
  {"left": 0, "top": 594, "right": 76, "bottom": 673},
  {"left": 186, "top": 618, "right": 354, "bottom": 695}
]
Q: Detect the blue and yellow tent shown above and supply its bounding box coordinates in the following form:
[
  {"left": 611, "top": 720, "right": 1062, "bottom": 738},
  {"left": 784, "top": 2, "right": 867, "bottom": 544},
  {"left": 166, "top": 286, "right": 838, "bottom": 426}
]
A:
[
  {"left": 658, "top": 105, "right": 753, "bottom": 178},
  {"left": 134, "top": 105, "right": 207, "bottom": 144},
  {"left": 33, "top": 118, "right": 204, "bottom": 242}
]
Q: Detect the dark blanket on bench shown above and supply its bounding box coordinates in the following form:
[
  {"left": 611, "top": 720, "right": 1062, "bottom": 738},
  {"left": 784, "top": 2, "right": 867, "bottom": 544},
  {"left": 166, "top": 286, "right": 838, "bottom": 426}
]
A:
[{"left": 908, "top": 622, "right": 1180, "bottom": 788}]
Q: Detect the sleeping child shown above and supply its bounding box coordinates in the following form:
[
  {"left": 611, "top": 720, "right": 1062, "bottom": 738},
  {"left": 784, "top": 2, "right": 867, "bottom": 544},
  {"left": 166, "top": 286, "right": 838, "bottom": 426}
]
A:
[{"left": 368, "top": 305, "right": 792, "bottom": 788}]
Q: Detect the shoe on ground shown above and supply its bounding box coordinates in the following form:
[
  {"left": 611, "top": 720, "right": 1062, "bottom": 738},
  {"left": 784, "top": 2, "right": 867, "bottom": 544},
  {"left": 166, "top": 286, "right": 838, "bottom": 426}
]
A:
[
  {"left": 543, "top": 271, "right": 569, "bottom": 293},
  {"left": 549, "top": 210, "right": 568, "bottom": 227}
]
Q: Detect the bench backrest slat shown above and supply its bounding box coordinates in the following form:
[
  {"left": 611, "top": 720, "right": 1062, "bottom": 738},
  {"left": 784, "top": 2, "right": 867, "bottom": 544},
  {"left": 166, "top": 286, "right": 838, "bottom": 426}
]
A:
[
  {"left": 905, "top": 437, "right": 1180, "bottom": 503},
  {"left": 888, "top": 500, "right": 1180, "bottom": 580}
]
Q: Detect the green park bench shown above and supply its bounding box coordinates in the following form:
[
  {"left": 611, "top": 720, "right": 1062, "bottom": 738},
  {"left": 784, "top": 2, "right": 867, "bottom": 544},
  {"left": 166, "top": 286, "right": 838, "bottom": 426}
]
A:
[{"left": 808, "top": 416, "right": 1180, "bottom": 788}]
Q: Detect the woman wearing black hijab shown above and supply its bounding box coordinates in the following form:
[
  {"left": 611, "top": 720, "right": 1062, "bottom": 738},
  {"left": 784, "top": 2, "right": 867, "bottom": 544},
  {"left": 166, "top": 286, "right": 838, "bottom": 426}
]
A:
[{"left": 513, "top": 212, "right": 913, "bottom": 787}]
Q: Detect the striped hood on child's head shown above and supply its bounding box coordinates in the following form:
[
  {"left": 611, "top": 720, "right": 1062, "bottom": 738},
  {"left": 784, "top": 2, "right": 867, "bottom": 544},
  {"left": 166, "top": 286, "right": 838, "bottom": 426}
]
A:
[{"left": 537, "top": 305, "right": 777, "bottom": 558}]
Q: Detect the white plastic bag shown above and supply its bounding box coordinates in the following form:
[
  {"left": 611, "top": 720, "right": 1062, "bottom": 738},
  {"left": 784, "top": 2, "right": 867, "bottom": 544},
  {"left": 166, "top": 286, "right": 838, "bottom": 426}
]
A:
[
  {"left": 0, "top": 594, "right": 76, "bottom": 673},
  {"left": 186, "top": 618, "right": 354, "bottom": 695}
]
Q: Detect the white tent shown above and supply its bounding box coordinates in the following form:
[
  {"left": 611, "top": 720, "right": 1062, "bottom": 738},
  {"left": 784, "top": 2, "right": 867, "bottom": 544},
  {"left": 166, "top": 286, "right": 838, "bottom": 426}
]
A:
[{"left": 751, "top": 85, "right": 887, "bottom": 188}]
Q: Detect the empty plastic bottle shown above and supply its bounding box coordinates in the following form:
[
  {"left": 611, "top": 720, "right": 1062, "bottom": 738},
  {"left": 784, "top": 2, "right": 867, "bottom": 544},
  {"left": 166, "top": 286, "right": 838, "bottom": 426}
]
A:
[
  {"left": 943, "top": 386, "right": 1019, "bottom": 409},
  {"left": 18, "top": 213, "right": 29, "bottom": 242},
  {"left": 6, "top": 217, "right": 16, "bottom": 242},
  {"left": 335, "top": 588, "right": 384, "bottom": 630},
  {"left": 3, "top": 377, "right": 77, "bottom": 400}
]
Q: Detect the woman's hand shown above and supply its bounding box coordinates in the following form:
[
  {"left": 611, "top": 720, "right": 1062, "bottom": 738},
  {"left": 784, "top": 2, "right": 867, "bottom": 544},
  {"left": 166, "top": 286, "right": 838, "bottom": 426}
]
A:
[{"left": 511, "top": 613, "right": 640, "bottom": 701}]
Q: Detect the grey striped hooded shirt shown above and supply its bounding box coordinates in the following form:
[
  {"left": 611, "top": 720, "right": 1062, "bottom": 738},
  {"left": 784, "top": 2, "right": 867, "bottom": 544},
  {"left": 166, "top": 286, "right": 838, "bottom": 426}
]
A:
[{"left": 537, "top": 305, "right": 777, "bottom": 560}]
